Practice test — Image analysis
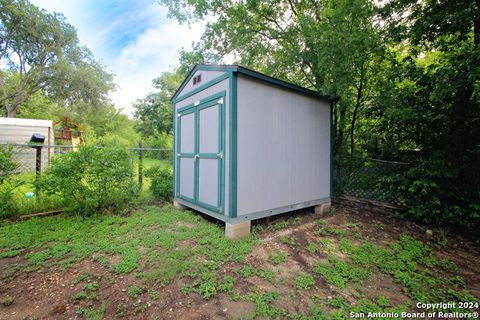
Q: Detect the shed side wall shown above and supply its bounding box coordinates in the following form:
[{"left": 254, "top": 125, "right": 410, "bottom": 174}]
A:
[
  {"left": 174, "top": 78, "right": 230, "bottom": 217},
  {"left": 0, "top": 124, "right": 52, "bottom": 171},
  {"left": 236, "top": 75, "right": 330, "bottom": 216}
]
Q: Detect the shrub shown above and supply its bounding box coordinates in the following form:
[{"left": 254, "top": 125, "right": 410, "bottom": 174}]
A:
[
  {"left": 145, "top": 166, "right": 173, "bottom": 200},
  {"left": 41, "top": 146, "right": 138, "bottom": 216},
  {"left": 0, "top": 145, "right": 20, "bottom": 219},
  {"left": 0, "top": 144, "right": 19, "bottom": 184}
]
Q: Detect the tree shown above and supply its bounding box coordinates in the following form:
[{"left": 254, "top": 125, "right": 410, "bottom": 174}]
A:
[
  {"left": 0, "top": 0, "right": 115, "bottom": 117},
  {"left": 133, "top": 70, "right": 184, "bottom": 136},
  {"left": 367, "top": 0, "right": 480, "bottom": 227},
  {"left": 161, "top": 0, "right": 384, "bottom": 155}
]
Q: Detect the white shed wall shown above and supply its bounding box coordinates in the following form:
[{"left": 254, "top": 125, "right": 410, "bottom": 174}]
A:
[
  {"left": 174, "top": 76, "right": 231, "bottom": 217},
  {"left": 236, "top": 75, "right": 331, "bottom": 216},
  {"left": 0, "top": 118, "right": 53, "bottom": 172}
]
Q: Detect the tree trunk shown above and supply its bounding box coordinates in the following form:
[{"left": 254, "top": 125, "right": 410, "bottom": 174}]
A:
[
  {"left": 349, "top": 77, "right": 364, "bottom": 155},
  {"left": 335, "top": 104, "right": 347, "bottom": 155}
]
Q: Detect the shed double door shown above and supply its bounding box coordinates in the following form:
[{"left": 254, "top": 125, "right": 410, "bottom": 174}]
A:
[{"left": 176, "top": 94, "right": 224, "bottom": 213}]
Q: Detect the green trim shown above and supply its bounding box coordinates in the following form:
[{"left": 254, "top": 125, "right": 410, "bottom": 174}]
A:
[
  {"left": 175, "top": 91, "right": 226, "bottom": 214},
  {"left": 176, "top": 108, "right": 196, "bottom": 198},
  {"left": 235, "top": 66, "right": 327, "bottom": 100},
  {"left": 175, "top": 196, "right": 331, "bottom": 224},
  {"left": 178, "top": 194, "right": 195, "bottom": 204},
  {"left": 229, "top": 197, "right": 331, "bottom": 224},
  {"left": 173, "top": 73, "right": 229, "bottom": 103},
  {"left": 172, "top": 64, "right": 331, "bottom": 103},
  {"left": 173, "top": 102, "right": 177, "bottom": 198},
  {"left": 177, "top": 90, "right": 226, "bottom": 113},
  {"left": 228, "top": 71, "right": 238, "bottom": 218},
  {"left": 330, "top": 101, "right": 334, "bottom": 198},
  {"left": 197, "top": 200, "right": 222, "bottom": 214},
  {"left": 174, "top": 197, "right": 228, "bottom": 222},
  {"left": 194, "top": 106, "right": 200, "bottom": 205}
]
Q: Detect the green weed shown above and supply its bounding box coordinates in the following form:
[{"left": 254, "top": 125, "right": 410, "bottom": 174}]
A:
[
  {"left": 0, "top": 295, "right": 14, "bottom": 306},
  {"left": 281, "top": 236, "right": 298, "bottom": 246},
  {"left": 268, "top": 220, "right": 289, "bottom": 231},
  {"left": 271, "top": 251, "right": 288, "bottom": 265},
  {"left": 76, "top": 301, "right": 107, "bottom": 320},
  {"left": 149, "top": 289, "right": 160, "bottom": 301},
  {"left": 247, "top": 290, "right": 286, "bottom": 318},
  {"left": 295, "top": 274, "right": 316, "bottom": 290},
  {"left": 127, "top": 285, "right": 145, "bottom": 298},
  {"left": 307, "top": 242, "right": 318, "bottom": 254}
]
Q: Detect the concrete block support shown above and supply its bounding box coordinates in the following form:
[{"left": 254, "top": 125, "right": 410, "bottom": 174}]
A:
[
  {"left": 225, "top": 220, "right": 251, "bottom": 239},
  {"left": 314, "top": 202, "right": 331, "bottom": 216},
  {"left": 173, "top": 200, "right": 188, "bottom": 210}
]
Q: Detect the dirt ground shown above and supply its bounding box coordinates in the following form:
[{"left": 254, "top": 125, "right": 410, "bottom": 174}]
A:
[{"left": 1, "top": 201, "right": 479, "bottom": 320}]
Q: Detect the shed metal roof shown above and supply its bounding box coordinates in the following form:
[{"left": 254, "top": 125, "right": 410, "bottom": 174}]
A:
[
  {"left": 172, "top": 64, "right": 332, "bottom": 102},
  {"left": 0, "top": 117, "right": 53, "bottom": 128}
]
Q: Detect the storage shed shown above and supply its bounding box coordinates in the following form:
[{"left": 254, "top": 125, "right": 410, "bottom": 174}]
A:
[
  {"left": 172, "top": 65, "right": 332, "bottom": 239},
  {"left": 0, "top": 117, "right": 53, "bottom": 172}
]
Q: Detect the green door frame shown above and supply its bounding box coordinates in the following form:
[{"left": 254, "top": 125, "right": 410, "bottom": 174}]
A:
[{"left": 176, "top": 91, "right": 225, "bottom": 213}]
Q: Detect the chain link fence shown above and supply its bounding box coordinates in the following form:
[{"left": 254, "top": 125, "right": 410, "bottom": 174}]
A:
[
  {"left": 333, "top": 156, "right": 409, "bottom": 207},
  {"left": 1, "top": 143, "right": 173, "bottom": 188}
]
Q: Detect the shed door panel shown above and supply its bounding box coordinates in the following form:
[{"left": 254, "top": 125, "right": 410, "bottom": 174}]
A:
[
  {"left": 179, "top": 158, "right": 195, "bottom": 200},
  {"left": 198, "top": 158, "right": 219, "bottom": 206},
  {"left": 180, "top": 113, "right": 195, "bottom": 153},
  {"left": 197, "top": 101, "right": 223, "bottom": 210},
  {"left": 199, "top": 104, "right": 219, "bottom": 153},
  {"left": 175, "top": 92, "right": 224, "bottom": 213},
  {"left": 177, "top": 109, "right": 195, "bottom": 201}
]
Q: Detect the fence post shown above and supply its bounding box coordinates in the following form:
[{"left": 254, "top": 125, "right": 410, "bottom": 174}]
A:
[
  {"left": 138, "top": 141, "right": 143, "bottom": 188},
  {"left": 35, "top": 145, "right": 42, "bottom": 196}
]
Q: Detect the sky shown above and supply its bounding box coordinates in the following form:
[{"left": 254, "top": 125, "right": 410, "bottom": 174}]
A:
[{"left": 30, "top": 0, "right": 206, "bottom": 116}]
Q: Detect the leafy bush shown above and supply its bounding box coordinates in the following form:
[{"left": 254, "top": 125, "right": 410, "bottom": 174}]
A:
[
  {"left": 0, "top": 145, "right": 20, "bottom": 219},
  {"left": 0, "top": 145, "right": 19, "bottom": 184},
  {"left": 145, "top": 166, "right": 173, "bottom": 200},
  {"left": 399, "top": 155, "right": 480, "bottom": 229},
  {"left": 41, "top": 146, "right": 138, "bottom": 216}
]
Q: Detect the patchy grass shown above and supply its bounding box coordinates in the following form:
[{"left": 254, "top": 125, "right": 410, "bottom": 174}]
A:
[{"left": 0, "top": 204, "right": 478, "bottom": 319}]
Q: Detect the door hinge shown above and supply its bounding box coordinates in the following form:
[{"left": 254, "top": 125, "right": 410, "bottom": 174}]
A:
[
  {"left": 217, "top": 152, "right": 223, "bottom": 159},
  {"left": 217, "top": 97, "right": 224, "bottom": 105}
]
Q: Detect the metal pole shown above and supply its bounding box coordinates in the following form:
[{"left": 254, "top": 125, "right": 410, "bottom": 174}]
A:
[
  {"left": 138, "top": 140, "right": 143, "bottom": 188},
  {"left": 35, "top": 146, "right": 42, "bottom": 196}
]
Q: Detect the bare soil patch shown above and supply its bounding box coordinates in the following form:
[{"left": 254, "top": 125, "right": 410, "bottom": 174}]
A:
[{"left": 1, "top": 202, "right": 479, "bottom": 319}]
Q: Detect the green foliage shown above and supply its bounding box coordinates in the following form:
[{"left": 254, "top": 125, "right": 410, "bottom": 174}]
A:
[
  {"left": 133, "top": 70, "right": 184, "bottom": 135},
  {"left": 0, "top": 145, "right": 20, "bottom": 219},
  {"left": 0, "top": 0, "right": 114, "bottom": 117},
  {"left": 0, "top": 295, "right": 14, "bottom": 306},
  {"left": 295, "top": 274, "right": 316, "bottom": 290},
  {"left": 161, "top": 0, "right": 480, "bottom": 230},
  {"left": 267, "top": 220, "right": 289, "bottom": 231},
  {"left": 76, "top": 301, "right": 107, "bottom": 320},
  {"left": 270, "top": 251, "right": 288, "bottom": 265},
  {"left": 314, "top": 256, "right": 371, "bottom": 289},
  {"left": 145, "top": 166, "right": 173, "bottom": 200},
  {"left": 0, "top": 145, "right": 18, "bottom": 183},
  {"left": 41, "top": 145, "right": 138, "bottom": 216},
  {"left": 235, "top": 264, "right": 274, "bottom": 282},
  {"left": 149, "top": 289, "right": 160, "bottom": 301},
  {"left": 127, "top": 285, "right": 146, "bottom": 299},
  {"left": 246, "top": 290, "right": 285, "bottom": 318}
]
